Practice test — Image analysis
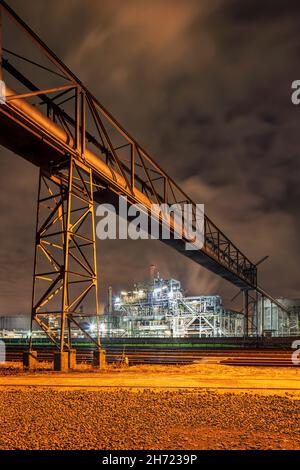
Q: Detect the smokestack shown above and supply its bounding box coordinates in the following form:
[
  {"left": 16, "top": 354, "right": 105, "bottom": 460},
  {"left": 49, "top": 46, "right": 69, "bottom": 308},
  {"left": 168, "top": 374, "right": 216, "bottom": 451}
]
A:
[
  {"left": 149, "top": 264, "right": 156, "bottom": 282},
  {"left": 107, "top": 286, "right": 113, "bottom": 313}
]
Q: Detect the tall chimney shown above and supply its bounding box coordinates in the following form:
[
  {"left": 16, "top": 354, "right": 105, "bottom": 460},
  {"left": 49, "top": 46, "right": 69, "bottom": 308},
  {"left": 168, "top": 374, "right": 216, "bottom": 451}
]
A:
[
  {"left": 149, "top": 264, "right": 156, "bottom": 282},
  {"left": 107, "top": 286, "right": 113, "bottom": 313}
]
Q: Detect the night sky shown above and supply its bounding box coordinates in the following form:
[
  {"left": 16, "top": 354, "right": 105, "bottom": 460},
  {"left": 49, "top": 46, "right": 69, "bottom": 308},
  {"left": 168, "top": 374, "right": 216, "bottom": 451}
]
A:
[{"left": 1, "top": 0, "right": 300, "bottom": 314}]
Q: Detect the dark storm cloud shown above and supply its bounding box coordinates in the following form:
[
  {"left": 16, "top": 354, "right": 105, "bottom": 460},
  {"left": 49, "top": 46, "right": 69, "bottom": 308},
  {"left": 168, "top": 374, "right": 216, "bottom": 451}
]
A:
[
  {"left": 0, "top": 0, "right": 300, "bottom": 314},
  {"left": 220, "top": 0, "right": 300, "bottom": 23}
]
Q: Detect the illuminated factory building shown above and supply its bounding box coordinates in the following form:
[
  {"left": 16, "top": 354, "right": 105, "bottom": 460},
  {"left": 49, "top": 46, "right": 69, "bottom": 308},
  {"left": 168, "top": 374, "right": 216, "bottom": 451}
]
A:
[
  {"left": 1, "top": 270, "right": 299, "bottom": 339},
  {"left": 102, "top": 271, "right": 244, "bottom": 338}
]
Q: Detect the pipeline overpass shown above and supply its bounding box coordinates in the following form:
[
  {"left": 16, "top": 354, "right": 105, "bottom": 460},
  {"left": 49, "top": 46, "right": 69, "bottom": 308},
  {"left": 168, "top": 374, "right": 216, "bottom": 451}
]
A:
[{"left": 0, "top": 1, "right": 290, "bottom": 366}]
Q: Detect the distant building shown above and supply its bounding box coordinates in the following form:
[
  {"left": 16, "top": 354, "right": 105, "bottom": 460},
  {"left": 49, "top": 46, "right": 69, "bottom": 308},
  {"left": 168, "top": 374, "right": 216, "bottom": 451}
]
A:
[
  {"left": 258, "top": 298, "right": 300, "bottom": 336},
  {"left": 0, "top": 315, "right": 30, "bottom": 338}
]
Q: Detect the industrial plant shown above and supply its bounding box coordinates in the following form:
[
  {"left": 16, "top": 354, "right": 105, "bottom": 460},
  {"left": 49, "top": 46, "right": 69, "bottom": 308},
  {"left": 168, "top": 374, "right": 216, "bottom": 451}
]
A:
[
  {"left": 91, "top": 270, "right": 300, "bottom": 339},
  {"left": 1, "top": 267, "right": 299, "bottom": 340},
  {"left": 102, "top": 268, "right": 244, "bottom": 338}
]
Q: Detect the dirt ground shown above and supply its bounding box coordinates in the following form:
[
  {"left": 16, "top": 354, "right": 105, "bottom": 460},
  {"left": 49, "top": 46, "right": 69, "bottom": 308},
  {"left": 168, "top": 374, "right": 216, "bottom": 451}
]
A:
[{"left": 0, "top": 363, "right": 299, "bottom": 450}]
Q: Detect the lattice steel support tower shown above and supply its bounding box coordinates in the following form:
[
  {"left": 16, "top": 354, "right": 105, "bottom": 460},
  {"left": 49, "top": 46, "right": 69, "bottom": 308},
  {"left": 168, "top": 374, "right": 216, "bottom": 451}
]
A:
[{"left": 29, "top": 156, "right": 102, "bottom": 367}]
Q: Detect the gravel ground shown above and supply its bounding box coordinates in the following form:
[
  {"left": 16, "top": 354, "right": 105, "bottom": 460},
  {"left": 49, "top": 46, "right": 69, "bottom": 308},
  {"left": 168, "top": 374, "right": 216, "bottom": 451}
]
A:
[{"left": 0, "top": 389, "right": 299, "bottom": 450}]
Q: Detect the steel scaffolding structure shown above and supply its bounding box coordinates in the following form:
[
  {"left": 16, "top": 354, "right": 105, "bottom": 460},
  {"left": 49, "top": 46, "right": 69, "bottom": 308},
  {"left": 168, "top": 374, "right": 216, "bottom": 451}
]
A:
[
  {"left": 102, "top": 275, "right": 244, "bottom": 338},
  {"left": 29, "top": 158, "right": 101, "bottom": 353}
]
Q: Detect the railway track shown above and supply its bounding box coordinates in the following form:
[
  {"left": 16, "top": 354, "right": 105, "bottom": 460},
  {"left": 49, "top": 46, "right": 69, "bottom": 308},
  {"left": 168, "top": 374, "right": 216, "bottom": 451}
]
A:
[{"left": 3, "top": 346, "right": 297, "bottom": 367}]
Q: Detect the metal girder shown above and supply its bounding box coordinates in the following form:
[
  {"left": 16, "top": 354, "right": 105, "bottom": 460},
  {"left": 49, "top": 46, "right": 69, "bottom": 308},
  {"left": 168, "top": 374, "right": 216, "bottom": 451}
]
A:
[
  {"left": 29, "top": 157, "right": 100, "bottom": 351},
  {"left": 5, "top": 84, "right": 78, "bottom": 102},
  {"left": 0, "top": 1, "right": 257, "bottom": 290},
  {"left": 243, "top": 290, "right": 258, "bottom": 338}
]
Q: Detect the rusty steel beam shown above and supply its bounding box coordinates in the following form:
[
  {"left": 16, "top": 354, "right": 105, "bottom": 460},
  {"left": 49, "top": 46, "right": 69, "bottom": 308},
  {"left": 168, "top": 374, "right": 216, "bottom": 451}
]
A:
[
  {"left": 5, "top": 84, "right": 77, "bottom": 102},
  {"left": 0, "top": 4, "right": 257, "bottom": 289},
  {"left": 0, "top": 82, "right": 257, "bottom": 289}
]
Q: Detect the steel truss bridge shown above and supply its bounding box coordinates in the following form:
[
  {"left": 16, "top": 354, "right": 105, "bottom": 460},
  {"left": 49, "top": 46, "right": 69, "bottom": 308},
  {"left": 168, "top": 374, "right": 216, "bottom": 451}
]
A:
[{"left": 0, "top": 1, "right": 291, "bottom": 364}]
